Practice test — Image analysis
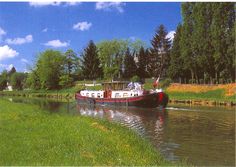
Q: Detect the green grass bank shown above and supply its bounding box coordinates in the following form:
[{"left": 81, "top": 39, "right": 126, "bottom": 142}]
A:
[{"left": 0, "top": 99, "right": 172, "bottom": 166}]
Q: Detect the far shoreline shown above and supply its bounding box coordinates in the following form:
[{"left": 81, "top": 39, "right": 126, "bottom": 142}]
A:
[{"left": 1, "top": 83, "right": 235, "bottom": 108}]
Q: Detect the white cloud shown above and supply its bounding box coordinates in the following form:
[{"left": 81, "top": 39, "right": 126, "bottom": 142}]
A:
[
  {"left": 21, "top": 58, "right": 29, "bottom": 63},
  {"left": 6, "top": 64, "right": 14, "bottom": 71},
  {"left": 0, "top": 27, "right": 6, "bottom": 42},
  {"left": 73, "top": 22, "right": 92, "bottom": 31},
  {"left": 0, "top": 27, "right": 6, "bottom": 36},
  {"left": 166, "top": 31, "right": 176, "bottom": 42},
  {"left": 0, "top": 45, "right": 19, "bottom": 61},
  {"left": 29, "top": 2, "right": 81, "bottom": 7},
  {"left": 42, "top": 28, "right": 48, "bottom": 32},
  {"left": 95, "top": 2, "right": 125, "bottom": 13},
  {"left": 65, "top": 2, "right": 81, "bottom": 6},
  {"left": 44, "top": 39, "right": 69, "bottom": 48},
  {"left": 29, "top": 2, "right": 61, "bottom": 7},
  {"left": 5, "top": 35, "right": 33, "bottom": 45},
  {"left": 0, "top": 64, "right": 14, "bottom": 71}
]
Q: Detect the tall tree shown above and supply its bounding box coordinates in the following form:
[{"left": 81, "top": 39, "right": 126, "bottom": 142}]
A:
[
  {"left": 64, "top": 49, "right": 79, "bottom": 77},
  {"left": 97, "top": 39, "right": 128, "bottom": 79},
  {"left": 81, "top": 40, "right": 103, "bottom": 80},
  {"left": 10, "top": 72, "right": 27, "bottom": 90},
  {"left": 168, "top": 24, "right": 184, "bottom": 81},
  {"left": 210, "top": 3, "right": 235, "bottom": 82},
  {"left": 8, "top": 66, "right": 16, "bottom": 76},
  {"left": 25, "top": 70, "right": 40, "bottom": 90},
  {"left": 60, "top": 49, "right": 79, "bottom": 87},
  {"left": 149, "top": 24, "right": 171, "bottom": 78},
  {"left": 180, "top": 3, "right": 195, "bottom": 82},
  {"left": 97, "top": 39, "right": 146, "bottom": 79},
  {"left": 191, "top": 3, "right": 214, "bottom": 82},
  {"left": 137, "top": 46, "right": 148, "bottom": 78},
  {"left": 0, "top": 70, "right": 8, "bottom": 90},
  {"left": 36, "top": 50, "right": 65, "bottom": 89},
  {"left": 123, "top": 48, "right": 137, "bottom": 79}
]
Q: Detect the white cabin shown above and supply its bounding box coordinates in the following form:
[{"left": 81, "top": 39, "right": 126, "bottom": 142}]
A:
[
  {"left": 80, "top": 90, "right": 105, "bottom": 98},
  {"left": 80, "top": 90, "right": 143, "bottom": 98},
  {"left": 111, "top": 90, "right": 143, "bottom": 98},
  {"left": 80, "top": 81, "right": 144, "bottom": 98}
]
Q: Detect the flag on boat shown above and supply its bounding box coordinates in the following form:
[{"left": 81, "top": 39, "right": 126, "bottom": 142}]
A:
[{"left": 153, "top": 77, "right": 160, "bottom": 88}]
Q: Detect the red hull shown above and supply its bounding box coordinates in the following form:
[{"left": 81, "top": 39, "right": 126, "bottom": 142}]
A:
[{"left": 75, "top": 92, "right": 168, "bottom": 108}]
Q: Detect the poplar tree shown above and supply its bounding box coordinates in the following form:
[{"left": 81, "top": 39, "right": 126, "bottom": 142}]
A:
[
  {"left": 210, "top": 3, "right": 235, "bottom": 82},
  {"left": 180, "top": 3, "right": 195, "bottom": 83}
]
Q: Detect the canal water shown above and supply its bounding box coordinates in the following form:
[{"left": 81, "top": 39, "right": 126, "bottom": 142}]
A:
[{"left": 6, "top": 97, "right": 235, "bottom": 166}]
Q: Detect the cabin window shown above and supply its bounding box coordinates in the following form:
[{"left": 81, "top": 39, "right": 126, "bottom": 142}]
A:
[
  {"left": 134, "top": 94, "right": 138, "bottom": 96},
  {"left": 91, "top": 93, "right": 95, "bottom": 98},
  {"left": 86, "top": 93, "right": 89, "bottom": 97},
  {"left": 115, "top": 93, "right": 121, "bottom": 98},
  {"left": 97, "top": 93, "right": 101, "bottom": 98},
  {"left": 123, "top": 93, "right": 128, "bottom": 97}
]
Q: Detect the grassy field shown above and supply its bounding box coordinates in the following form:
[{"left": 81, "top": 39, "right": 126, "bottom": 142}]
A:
[
  {"left": 166, "top": 83, "right": 236, "bottom": 102},
  {"left": 0, "top": 99, "right": 171, "bottom": 166}
]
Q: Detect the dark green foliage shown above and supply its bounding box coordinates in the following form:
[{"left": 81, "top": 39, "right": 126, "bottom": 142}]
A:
[
  {"left": 167, "top": 2, "right": 235, "bottom": 83},
  {"left": 159, "top": 78, "right": 172, "bottom": 88},
  {"left": 60, "top": 49, "right": 79, "bottom": 87},
  {"left": 123, "top": 48, "right": 137, "bottom": 79},
  {"left": 59, "top": 75, "right": 73, "bottom": 88},
  {"left": 81, "top": 40, "right": 103, "bottom": 80},
  {"left": 180, "top": 3, "right": 195, "bottom": 82},
  {"left": 149, "top": 24, "right": 171, "bottom": 78},
  {"left": 64, "top": 49, "right": 79, "bottom": 77},
  {"left": 0, "top": 70, "right": 8, "bottom": 90},
  {"left": 10, "top": 72, "right": 27, "bottom": 90},
  {"left": 168, "top": 24, "right": 183, "bottom": 81},
  {"left": 137, "top": 47, "right": 148, "bottom": 78},
  {"left": 8, "top": 67, "right": 16, "bottom": 76},
  {"left": 131, "top": 75, "right": 141, "bottom": 82}
]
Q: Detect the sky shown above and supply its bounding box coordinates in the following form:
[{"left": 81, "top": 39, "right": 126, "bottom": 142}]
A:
[{"left": 0, "top": 2, "right": 181, "bottom": 72}]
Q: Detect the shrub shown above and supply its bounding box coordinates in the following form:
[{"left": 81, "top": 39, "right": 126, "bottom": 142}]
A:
[
  {"left": 159, "top": 78, "right": 172, "bottom": 88},
  {"left": 131, "top": 75, "right": 141, "bottom": 82}
]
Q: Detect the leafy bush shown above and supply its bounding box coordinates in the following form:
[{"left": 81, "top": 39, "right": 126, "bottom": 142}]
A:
[
  {"left": 131, "top": 75, "right": 140, "bottom": 82},
  {"left": 159, "top": 78, "right": 172, "bottom": 88}
]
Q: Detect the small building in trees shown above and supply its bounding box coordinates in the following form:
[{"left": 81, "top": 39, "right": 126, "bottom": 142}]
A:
[{"left": 4, "top": 82, "right": 13, "bottom": 91}]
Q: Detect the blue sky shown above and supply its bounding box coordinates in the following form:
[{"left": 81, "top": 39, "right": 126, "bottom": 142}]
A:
[{"left": 0, "top": 2, "right": 181, "bottom": 72}]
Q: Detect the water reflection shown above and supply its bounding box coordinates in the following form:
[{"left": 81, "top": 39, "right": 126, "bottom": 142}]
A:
[
  {"left": 76, "top": 104, "right": 167, "bottom": 139},
  {"left": 75, "top": 104, "right": 235, "bottom": 166}
]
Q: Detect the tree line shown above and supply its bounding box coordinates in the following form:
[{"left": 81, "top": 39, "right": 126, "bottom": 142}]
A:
[
  {"left": 168, "top": 2, "right": 235, "bottom": 84},
  {"left": 0, "top": 2, "right": 234, "bottom": 91}
]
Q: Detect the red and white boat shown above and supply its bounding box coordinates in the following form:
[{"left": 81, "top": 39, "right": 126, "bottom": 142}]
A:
[{"left": 75, "top": 81, "right": 168, "bottom": 108}]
